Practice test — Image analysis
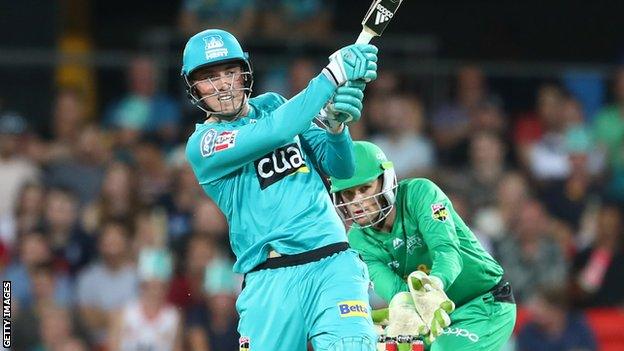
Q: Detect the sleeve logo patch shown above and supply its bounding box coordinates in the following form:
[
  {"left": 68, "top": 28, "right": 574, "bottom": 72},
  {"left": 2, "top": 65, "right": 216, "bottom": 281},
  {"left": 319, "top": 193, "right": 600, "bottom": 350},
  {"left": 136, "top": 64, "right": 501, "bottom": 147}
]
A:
[
  {"left": 337, "top": 300, "right": 369, "bottom": 318},
  {"left": 200, "top": 129, "right": 218, "bottom": 157},
  {"left": 431, "top": 203, "right": 449, "bottom": 222},
  {"left": 239, "top": 336, "right": 250, "bottom": 351},
  {"left": 214, "top": 130, "right": 239, "bottom": 153}
]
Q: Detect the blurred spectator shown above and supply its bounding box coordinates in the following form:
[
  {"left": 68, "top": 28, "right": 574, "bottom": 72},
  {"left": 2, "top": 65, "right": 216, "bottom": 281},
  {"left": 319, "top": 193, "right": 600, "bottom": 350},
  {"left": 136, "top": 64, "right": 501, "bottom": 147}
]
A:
[
  {"left": 0, "top": 112, "right": 40, "bottom": 218},
  {"left": 0, "top": 182, "right": 45, "bottom": 250},
  {"left": 432, "top": 65, "right": 495, "bottom": 166},
  {"left": 191, "top": 199, "right": 229, "bottom": 252},
  {"left": 371, "top": 94, "right": 435, "bottom": 179},
  {"left": 517, "top": 285, "right": 597, "bottom": 351},
  {"left": 257, "top": 0, "right": 333, "bottom": 40},
  {"left": 260, "top": 57, "right": 317, "bottom": 97},
  {"left": 109, "top": 249, "right": 182, "bottom": 351},
  {"left": 44, "top": 186, "right": 95, "bottom": 274},
  {"left": 105, "top": 56, "right": 181, "bottom": 150},
  {"left": 82, "top": 161, "right": 140, "bottom": 235},
  {"left": 178, "top": 0, "right": 257, "bottom": 39},
  {"left": 46, "top": 125, "right": 109, "bottom": 206},
  {"left": 57, "top": 337, "right": 89, "bottom": 351},
  {"left": 2, "top": 231, "right": 73, "bottom": 311},
  {"left": 514, "top": 83, "right": 570, "bottom": 180},
  {"left": 76, "top": 221, "right": 138, "bottom": 346},
  {"left": 571, "top": 203, "right": 624, "bottom": 307},
  {"left": 134, "top": 137, "right": 173, "bottom": 206},
  {"left": 12, "top": 262, "right": 74, "bottom": 350},
  {"left": 132, "top": 208, "right": 168, "bottom": 257},
  {"left": 46, "top": 88, "right": 89, "bottom": 163},
  {"left": 538, "top": 127, "right": 602, "bottom": 232},
  {"left": 496, "top": 199, "right": 568, "bottom": 303},
  {"left": 474, "top": 171, "right": 530, "bottom": 242},
  {"left": 169, "top": 234, "right": 216, "bottom": 309},
  {"left": 593, "top": 68, "right": 624, "bottom": 202},
  {"left": 186, "top": 255, "right": 240, "bottom": 351},
  {"left": 36, "top": 305, "right": 89, "bottom": 351},
  {"left": 160, "top": 164, "right": 204, "bottom": 255},
  {"left": 441, "top": 131, "right": 506, "bottom": 210}
]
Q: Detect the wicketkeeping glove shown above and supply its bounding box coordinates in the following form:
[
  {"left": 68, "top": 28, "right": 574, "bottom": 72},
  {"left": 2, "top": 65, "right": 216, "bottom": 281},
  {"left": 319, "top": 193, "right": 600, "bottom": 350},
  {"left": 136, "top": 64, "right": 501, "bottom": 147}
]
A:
[
  {"left": 323, "top": 44, "right": 378, "bottom": 86},
  {"left": 385, "top": 292, "right": 429, "bottom": 338},
  {"left": 408, "top": 271, "right": 455, "bottom": 342}
]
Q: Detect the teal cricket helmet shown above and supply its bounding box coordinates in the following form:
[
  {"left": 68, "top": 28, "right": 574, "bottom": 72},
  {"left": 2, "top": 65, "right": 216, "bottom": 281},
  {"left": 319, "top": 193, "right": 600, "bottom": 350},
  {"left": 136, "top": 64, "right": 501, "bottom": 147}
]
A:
[{"left": 181, "top": 29, "right": 253, "bottom": 115}]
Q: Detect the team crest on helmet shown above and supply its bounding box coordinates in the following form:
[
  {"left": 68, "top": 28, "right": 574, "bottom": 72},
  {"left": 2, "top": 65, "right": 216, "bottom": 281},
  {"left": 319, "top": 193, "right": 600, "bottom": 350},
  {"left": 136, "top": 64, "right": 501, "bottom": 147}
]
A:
[
  {"left": 431, "top": 203, "right": 449, "bottom": 222},
  {"left": 204, "top": 35, "right": 228, "bottom": 60}
]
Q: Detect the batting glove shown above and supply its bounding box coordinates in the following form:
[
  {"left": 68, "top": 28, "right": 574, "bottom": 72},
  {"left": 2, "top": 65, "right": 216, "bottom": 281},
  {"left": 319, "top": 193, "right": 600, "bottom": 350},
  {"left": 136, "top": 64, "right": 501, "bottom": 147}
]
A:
[
  {"left": 321, "top": 80, "right": 365, "bottom": 131},
  {"left": 323, "top": 44, "right": 378, "bottom": 86},
  {"left": 408, "top": 271, "right": 455, "bottom": 342}
]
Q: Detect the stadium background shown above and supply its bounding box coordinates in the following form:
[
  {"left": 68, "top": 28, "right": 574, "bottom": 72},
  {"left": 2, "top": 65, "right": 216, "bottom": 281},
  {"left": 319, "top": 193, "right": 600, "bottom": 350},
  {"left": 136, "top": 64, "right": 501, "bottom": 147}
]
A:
[{"left": 1, "top": 0, "right": 624, "bottom": 350}]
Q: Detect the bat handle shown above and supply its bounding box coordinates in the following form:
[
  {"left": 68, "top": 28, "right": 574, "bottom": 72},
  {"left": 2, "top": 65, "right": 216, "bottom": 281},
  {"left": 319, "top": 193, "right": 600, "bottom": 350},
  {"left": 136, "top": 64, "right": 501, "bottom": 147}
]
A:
[{"left": 356, "top": 28, "right": 376, "bottom": 44}]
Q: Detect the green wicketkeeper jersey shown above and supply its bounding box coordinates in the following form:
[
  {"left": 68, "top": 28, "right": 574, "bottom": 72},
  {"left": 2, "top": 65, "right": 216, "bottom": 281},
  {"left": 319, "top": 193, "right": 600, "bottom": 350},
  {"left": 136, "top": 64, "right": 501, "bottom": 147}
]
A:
[{"left": 348, "top": 178, "right": 504, "bottom": 307}]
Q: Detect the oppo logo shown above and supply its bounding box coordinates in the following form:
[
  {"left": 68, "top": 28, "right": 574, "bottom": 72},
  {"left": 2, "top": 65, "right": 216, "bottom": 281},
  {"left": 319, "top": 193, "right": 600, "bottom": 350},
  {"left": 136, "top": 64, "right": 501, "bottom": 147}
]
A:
[{"left": 255, "top": 143, "right": 306, "bottom": 189}]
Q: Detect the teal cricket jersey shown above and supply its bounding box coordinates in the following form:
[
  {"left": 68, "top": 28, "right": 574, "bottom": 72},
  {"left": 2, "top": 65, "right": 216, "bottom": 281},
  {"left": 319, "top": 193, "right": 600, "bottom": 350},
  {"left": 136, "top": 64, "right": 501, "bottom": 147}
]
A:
[{"left": 186, "top": 73, "right": 354, "bottom": 274}]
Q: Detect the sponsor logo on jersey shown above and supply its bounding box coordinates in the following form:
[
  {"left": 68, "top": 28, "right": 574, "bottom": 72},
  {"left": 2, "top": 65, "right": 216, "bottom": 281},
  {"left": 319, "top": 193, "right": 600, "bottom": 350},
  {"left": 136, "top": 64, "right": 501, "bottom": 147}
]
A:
[
  {"left": 200, "top": 129, "right": 218, "bottom": 157},
  {"left": 239, "top": 336, "right": 250, "bottom": 350},
  {"left": 406, "top": 235, "right": 423, "bottom": 254},
  {"left": 392, "top": 237, "right": 404, "bottom": 250},
  {"left": 388, "top": 260, "right": 400, "bottom": 270},
  {"left": 337, "top": 300, "right": 369, "bottom": 318},
  {"left": 431, "top": 203, "right": 449, "bottom": 222},
  {"left": 442, "top": 327, "right": 479, "bottom": 343},
  {"left": 204, "top": 35, "right": 228, "bottom": 60},
  {"left": 214, "top": 130, "right": 239, "bottom": 153},
  {"left": 254, "top": 143, "right": 307, "bottom": 190}
]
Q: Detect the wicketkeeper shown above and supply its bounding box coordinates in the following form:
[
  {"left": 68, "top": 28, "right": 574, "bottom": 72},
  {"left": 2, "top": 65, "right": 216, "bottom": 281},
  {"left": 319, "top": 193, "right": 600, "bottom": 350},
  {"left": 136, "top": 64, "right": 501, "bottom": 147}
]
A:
[{"left": 331, "top": 141, "right": 517, "bottom": 350}]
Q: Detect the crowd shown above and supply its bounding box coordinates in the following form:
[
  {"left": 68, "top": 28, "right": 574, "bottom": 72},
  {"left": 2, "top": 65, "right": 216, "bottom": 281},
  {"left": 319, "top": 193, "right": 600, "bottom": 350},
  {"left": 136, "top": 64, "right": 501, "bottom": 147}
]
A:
[{"left": 1, "top": 1, "right": 624, "bottom": 350}]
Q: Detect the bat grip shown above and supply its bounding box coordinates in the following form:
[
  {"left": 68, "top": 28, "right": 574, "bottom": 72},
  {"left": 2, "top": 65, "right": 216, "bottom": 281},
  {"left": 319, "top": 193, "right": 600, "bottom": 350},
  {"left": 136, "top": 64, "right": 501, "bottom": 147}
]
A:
[{"left": 356, "top": 29, "right": 375, "bottom": 44}]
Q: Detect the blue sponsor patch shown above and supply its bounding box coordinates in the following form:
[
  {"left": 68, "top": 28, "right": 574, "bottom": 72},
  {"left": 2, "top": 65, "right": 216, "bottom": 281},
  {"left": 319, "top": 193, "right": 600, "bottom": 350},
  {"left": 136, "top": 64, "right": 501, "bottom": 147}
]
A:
[{"left": 200, "top": 129, "right": 218, "bottom": 157}]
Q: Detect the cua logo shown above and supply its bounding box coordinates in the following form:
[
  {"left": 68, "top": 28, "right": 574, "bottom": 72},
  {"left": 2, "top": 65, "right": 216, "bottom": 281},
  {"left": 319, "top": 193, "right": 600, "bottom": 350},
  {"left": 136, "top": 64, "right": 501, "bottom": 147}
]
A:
[{"left": 254, "top": 143, "right": 307, "bottom": 190}]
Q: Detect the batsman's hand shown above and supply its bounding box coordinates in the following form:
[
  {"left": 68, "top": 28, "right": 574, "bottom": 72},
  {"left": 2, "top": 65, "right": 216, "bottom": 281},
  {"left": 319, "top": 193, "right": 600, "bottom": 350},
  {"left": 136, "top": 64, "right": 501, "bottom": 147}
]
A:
[
  {"left": 385, "top": 292, "right": 428, "bottom": 338},
  {"left": 324, "top": 44, "right": 378, "bottom": 86},
  {"left": 322, "top": 80, "right": 366, "bottom": 131},
  {"left": 408, "top": 271, "right": 455, "bottom": 342}
]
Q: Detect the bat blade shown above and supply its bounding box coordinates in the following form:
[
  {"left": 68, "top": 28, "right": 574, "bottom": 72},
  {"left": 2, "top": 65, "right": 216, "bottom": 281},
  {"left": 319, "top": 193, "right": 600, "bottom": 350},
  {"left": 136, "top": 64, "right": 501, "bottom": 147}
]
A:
[{"left": 361, "top": 0, "right": 404, "bottom": 38}]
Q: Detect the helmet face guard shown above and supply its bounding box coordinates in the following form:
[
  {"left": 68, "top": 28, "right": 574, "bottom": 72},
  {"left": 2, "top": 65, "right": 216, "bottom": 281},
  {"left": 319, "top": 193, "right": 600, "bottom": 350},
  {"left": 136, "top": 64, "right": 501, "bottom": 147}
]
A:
[
  {"left": 183, "top": 66, "right": 253, "bottom": 119},
  {"left": 333, "top": 170, "right": 398, "bottom": 228},
  {"left": 181, "top": 29, "right": 254, "bottom": 120}
]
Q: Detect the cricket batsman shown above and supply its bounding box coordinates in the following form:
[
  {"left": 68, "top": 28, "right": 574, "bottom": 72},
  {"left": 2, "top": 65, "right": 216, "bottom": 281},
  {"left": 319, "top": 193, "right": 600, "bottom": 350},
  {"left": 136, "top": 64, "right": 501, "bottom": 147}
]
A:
[
  {"left": 183, "top": 29, "right": 380, "bottom": 350},
  {"left": 330, "top": 141, "right": 517, "bottom": 350}
]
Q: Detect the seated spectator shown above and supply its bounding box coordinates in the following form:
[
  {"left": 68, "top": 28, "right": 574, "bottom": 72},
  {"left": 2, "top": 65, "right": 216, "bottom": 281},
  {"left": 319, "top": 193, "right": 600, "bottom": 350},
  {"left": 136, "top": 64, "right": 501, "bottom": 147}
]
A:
[
  {"left": 496, "top": 199, "right": 568, "bottom": 303},
  {"left": 257, "top": 0, "right": 333, "bottom": 40},
  {"left": 191, "top": 199, "right": 229, "bottom": 253},
  {"left": 0, "top": 181, "right": 45, "bottom": 250},
  {"left": 36, "top": 305, "right": 90, "bottom": 351},
  {"left": 593, "top": 67, "right": 624, "bottom": 171},
  {"left": 432, "top": 65, "right": 496, "bottom": 166},
  {"left": 371, "top": 94, "right": 435, "bottom": 179},
  {"left": 517, "top": 285, "right": 597, "bottom": 351},
  {"left": 178, "top": 0, "right": 257, "bottom": 39},
  {"left": 571, "top": 203, "right": 624, "bottom": 308},
  {"left": 0, "top": 111, "right": 40, "bottom": 219},
  {"left": 45, "top": 88, "right": 88, "bottom": 164},
  {"left": 76, "top": 221, "right": 138, "bottom": 346},
  {"left": 82, "top": 161, "right": 139, "bottom": 235},
  {"left": 105, "top": 56, "right": 181, "bottom": 149},
  {"left": 109, "top": 248, "right": 182, "bottom": 351},
  {"left": 44, "top": 186, "right": 95, "bottom": 275},
  {"left": 46, "top": 125, "right": 109, "bottom": 206},
  {"left": 186, "top": 255, "right": 240, "bottom": 351}
]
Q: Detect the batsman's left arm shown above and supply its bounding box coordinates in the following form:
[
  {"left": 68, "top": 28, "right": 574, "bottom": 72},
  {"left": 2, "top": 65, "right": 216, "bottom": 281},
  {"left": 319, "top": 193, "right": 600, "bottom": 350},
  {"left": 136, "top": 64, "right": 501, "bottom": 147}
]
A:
[{"left": 299, "top": 122, "right": 355, "bottom": 179}]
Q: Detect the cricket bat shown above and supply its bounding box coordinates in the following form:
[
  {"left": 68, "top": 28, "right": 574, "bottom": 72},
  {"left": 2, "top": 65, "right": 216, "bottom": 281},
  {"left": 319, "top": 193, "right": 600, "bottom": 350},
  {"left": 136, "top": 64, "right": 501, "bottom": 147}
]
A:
[{"left": 356, "top": 0, "right": 405, "bottom": 44}]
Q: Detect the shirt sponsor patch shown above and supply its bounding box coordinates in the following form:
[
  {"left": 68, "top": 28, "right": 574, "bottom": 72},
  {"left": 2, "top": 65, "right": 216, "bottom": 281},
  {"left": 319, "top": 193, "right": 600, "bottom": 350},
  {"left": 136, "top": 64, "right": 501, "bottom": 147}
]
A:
[
  {"left": 254, "top": 143, "right": 306, "bottom": 190},
  {"left": 214, "top": 130, "right": 239, "bottom": 153},
  {"left": 337, "top": 300, "right": 369, "bottom": 318},
  {"left": 431, "top": 203, "right": 449, "bottom": 222},
  {"left": 200, "top": 129, "right": 218, "bottom": 157}
]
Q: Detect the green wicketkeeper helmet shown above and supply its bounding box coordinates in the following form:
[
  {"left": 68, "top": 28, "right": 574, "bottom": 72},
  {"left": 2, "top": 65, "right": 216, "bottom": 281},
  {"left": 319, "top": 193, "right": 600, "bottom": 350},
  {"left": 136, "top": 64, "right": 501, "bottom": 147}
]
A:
[{"left": 330, "top": 141, "right": 397, "bottom": 228}]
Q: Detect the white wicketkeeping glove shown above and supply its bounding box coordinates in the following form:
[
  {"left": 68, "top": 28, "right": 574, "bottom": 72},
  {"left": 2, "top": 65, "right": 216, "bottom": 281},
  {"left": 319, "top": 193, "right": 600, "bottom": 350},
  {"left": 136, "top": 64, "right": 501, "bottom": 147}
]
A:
[
  {"left": 385, "top": 292, "right": 429, "bottom": 338},
  {"left": 408, "top": 271, "right": 456, "bottom": 342}
]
